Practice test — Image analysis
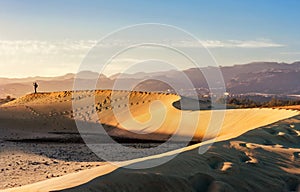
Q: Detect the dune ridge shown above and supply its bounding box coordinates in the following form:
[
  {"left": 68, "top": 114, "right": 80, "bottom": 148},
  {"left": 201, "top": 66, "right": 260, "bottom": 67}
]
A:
[
  {"left": 1, "top": 90, "right": 299, "bottom": 191},
  {"left": 3, "top": 90, "right": 298, "bottom": 142}
]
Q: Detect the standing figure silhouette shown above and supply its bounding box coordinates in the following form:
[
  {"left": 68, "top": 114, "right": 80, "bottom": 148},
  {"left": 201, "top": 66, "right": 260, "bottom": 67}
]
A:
[{"left": 33, "top": 82, "right": 38, "bottom": 94}]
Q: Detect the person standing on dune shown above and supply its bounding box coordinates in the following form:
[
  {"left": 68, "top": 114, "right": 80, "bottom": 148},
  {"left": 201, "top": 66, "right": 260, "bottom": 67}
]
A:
[{"left": 33, "top": 82, "right": 38, "bottom": 94}]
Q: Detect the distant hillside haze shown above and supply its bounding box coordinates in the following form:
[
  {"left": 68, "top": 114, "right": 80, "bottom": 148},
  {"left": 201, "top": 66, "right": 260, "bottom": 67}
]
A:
[
  {"left": 1, "top": 62, "right": 300, "bottom": 98},
  {"left": 221, "top": 61, "right": 300, "bottom": 94}
]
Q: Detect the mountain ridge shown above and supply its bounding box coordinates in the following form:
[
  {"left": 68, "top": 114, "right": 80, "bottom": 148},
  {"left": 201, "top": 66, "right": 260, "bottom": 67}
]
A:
[{"left": 1, "top": 61, "right": 300, "bottom": 98}]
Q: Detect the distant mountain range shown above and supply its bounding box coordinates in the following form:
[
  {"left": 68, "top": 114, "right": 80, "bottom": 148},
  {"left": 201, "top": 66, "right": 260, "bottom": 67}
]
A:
[{"left": 1, "top": 61, "right": 300, "bottom": 98}]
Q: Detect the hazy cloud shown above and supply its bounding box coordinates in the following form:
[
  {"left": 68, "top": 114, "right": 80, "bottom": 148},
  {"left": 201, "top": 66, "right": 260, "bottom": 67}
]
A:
[
  {"left": 200, "top": 39, "right": 284, "bottom": 48},
  {"left": 0, "top": 40, "right": 97, "bottom": 55},
  {"left": 0, "top": 39, "right": 284, "bottom": 57},
  {"left": 0, "top": 39, "right": 285, "bottom": 77},
  {"left": 280, "top": 52, "right": 300, "bottom": 55}
]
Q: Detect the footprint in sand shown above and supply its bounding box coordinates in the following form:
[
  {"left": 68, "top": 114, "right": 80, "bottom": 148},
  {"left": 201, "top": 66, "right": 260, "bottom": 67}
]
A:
[
  {"left": 240, "top": 152, "right": 258, "bottom": 165},
  {"left": 277, "top": 132, "right": 286, "bottom": 136},
  {"left": 188, "top": 173, "right": 215, "bottom": 192},
  {"left": 219, "top": 162, "right": 235, "bottom": 172},
  {"left": 292, "top": 152, "right": 300, "bottom": 161},
  {"left": 264, "top": 128, "right": 277, "bottom": 135},
  {"left": 206, "top": 156, "right": 225, "bottom": 170},
  {"left": 239, "top": 142, "right": 248, "bottom": 148}
]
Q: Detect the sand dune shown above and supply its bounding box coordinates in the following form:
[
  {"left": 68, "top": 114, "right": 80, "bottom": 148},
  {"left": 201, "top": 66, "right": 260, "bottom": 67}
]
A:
[
  {"left": 2, "top": 90, "right": 298, "bottom": 142},
  {"left": 3, "top": 115, "right": 300, "bottom": 192},
  {"left": 1, "top": 90, "right": 299, "bottom": 191}
]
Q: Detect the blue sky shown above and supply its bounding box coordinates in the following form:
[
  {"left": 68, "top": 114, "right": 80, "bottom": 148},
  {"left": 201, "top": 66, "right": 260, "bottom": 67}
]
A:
[{"left": 0, "top": 0, "right": 300, "bottom": 77}]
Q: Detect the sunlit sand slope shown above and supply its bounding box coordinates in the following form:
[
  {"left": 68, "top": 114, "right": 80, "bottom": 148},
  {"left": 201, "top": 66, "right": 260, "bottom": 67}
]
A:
[
  {"left": 1, "top": 90, "right": 299, "bottom": 192},
  {"left": 3, "top": 115, "right": 300, "bottom": 192},
  {"left": 2, "top": 90, "right": 298, "bottom": 142}
]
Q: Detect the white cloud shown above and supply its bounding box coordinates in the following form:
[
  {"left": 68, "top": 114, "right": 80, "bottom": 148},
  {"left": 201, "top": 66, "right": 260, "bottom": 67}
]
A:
[
  {"left": 129, "top": 39, "right": 284, "bottom": 48},
  {"left": 280, "top": 52, "right": 300, "bottom": 55},
  {"left": 0, "top": 40, "right": 97, "bottom": 55},
  {"left": 110, "top": 58, "right": 147, "bottom": 63},
  {"left": 0, "top": 39, "right": 284, "bottom": 57},
  {"left": 0, "top": 39, "right": 285, "bottom": 77},
  {"left": 200, "top": 39, "right": 284, "bottom": 48},
  {"left": 0, "top": 40, "right": 98, "bottom": 77}
]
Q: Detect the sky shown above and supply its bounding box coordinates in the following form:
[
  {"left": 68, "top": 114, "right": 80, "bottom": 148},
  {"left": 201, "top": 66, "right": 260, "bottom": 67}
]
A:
[{"left": 0, "top": 0, "right": 300, "bottom": 78}]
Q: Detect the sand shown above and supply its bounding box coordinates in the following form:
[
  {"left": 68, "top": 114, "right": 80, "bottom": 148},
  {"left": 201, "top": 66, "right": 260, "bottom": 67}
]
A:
[
  {"left": 0, "top": 90, "right": 299, "bottom": 191},
  {"left": 0, "top": 141, "right": 104, "bottom": 189}
]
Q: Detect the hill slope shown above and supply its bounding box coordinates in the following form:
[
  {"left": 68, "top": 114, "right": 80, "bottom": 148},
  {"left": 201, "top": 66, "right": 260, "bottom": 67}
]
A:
[
  {"left": 1, "top": 61, "right": 300, "bottom": 98},
  {"left": 1, "top": 90, "right": 299, "bottom": 191},
  {"left": 2, "top": 90, "right": 298, "bottom": 142}
]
